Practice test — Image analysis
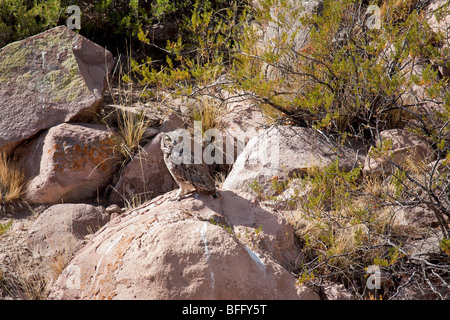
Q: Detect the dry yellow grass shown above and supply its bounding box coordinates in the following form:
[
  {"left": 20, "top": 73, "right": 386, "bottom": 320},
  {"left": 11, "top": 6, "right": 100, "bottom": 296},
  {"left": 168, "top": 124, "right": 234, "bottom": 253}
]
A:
[
  {"left": 362, "top": 174, "right": 395, "bottom": 198},
  {"left": 49, "top": 251, "right": 71, "bottom": 280},
  {"left": 0, "top": 152, "right": 25, "bottom": 203},
  {"left": 102, "top": 49, "right": 154, "bottom": 159},
  {"left": 189, "top": 97, "right": 225, "bottom": 133},
  {"left": 113, "top": 108, "right": 152, "bottom": 160}
]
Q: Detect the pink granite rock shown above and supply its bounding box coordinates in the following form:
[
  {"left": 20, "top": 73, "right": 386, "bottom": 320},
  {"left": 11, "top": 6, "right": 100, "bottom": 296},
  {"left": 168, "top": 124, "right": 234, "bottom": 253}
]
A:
[
  {"left": 0, "top": 26, "right": 114, "bottom": 153},
  {"left": 16, "top": 123, "right": 118, "bottom": 204},
  {"left": 48, "top": 190, "right": 319, "bottom": 300}
]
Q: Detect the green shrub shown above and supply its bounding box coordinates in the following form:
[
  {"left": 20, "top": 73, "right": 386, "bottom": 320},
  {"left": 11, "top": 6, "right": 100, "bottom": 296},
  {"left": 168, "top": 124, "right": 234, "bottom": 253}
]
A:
[
  {"left": 135, "top": 0, "right": 449, "bottom": 149},
  {"left": 237, "top": 0, "right": 449, "bottom": 142},
  {"left": 0, "top": 0, "right": 62, "bottom": 48},
  {"left": 131, "top": 0, "right": 250, "bottom": 92}
]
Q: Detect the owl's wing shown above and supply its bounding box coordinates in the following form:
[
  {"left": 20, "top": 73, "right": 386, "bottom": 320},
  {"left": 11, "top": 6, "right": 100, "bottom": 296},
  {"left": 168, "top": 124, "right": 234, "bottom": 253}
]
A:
[
  {"left": 170, "top": 151, "right": 216, "bottom": 193},
  {"left": 189, "top": 163, "right": 217, "bottom": 193}
]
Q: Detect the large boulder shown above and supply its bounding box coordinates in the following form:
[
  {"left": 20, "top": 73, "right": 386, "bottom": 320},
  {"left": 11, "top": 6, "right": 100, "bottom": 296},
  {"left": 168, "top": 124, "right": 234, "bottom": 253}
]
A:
[
  {"left": 0, "top": 25, "right": 114, "bottom": 153},
  {"left": 15, "top": 123, "right": 118, "bottom": 204},
  {"left": 217, "top": 95, "right": 267, "bottom": 165},
  {"left": 109, "top": 113, "right": 184, "bottom": 205},
  {"left": 222, "top": 125, "right": 359, "bottom": 194},
  {"left": 27, "top": 204, "right": 110, "bottom": 258},
  {"left": 48, "top": 190, "right": 318, "bottom": 300},
  {"left": 390, "top": 205, "right": 444, "bottom": 236}
]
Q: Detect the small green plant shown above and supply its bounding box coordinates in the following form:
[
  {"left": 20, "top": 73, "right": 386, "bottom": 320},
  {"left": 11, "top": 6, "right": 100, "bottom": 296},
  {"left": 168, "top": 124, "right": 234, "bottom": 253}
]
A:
[
  {"left": 440, "top": 238, "right": 450, "bottom": 256},
  {"left": 248, "top": 178, "right": 265, "bottom": 200},
  {"left": 270, "top": 176, "right": 288, "bottom": 196},
  {"left": 0, "top": 219, "right": 13, "bottom": 236},
  {"left": 296, "top": 270, "right": 315, "bottom": 286},
  {"left": 243, "top": 225, "right": 265, "bottom": 246},
  {"left": 368, "top": 139, "right": 394, "bottom": 164},
  {"left": 300, "top": 159, "right": 361, "bottom": 217},
  {"left": 391, "top": 168, "right": 407, "bottom": 197},
  {"left": 255, "top": 225, "right": 263, "bottom": 237},
  {"left": 373, "top": 246, "right": 402, "bottom": 267},
  {"left": 210, "top": 218, "right": 234, "bottom": 235}
]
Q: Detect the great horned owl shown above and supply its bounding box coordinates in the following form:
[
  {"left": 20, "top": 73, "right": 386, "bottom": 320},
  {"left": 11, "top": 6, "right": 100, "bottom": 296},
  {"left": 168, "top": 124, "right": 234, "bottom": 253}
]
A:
[{"left": 161, "top": 129, "right": 217, "bottom": 201}]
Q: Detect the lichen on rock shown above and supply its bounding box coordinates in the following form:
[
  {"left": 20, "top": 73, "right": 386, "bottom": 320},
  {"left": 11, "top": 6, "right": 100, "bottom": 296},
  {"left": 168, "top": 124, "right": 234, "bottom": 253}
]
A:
[{"left": 0, "top": 25, "right": 114, "bottom": 150}]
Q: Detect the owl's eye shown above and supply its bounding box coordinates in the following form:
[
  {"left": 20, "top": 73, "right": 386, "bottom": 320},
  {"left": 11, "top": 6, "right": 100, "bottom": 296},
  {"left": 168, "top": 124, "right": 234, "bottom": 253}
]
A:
[{"left": 166, "top": 137, "right": 172, "bottom": 142}]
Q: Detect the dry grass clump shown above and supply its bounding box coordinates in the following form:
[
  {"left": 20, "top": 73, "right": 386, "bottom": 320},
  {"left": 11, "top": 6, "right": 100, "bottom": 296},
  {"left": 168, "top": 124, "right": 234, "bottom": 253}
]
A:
[
  {"left": 0, "top": 152, "right": 25, "bottom": 204},
  {"left": 0, "top": 253, "right": 50, "bottom": 300},
  {"left": 102, "top": 51, "right": 152, "bottom": 155},
  {"left": 189, "top": 96, "right": 225, "bottom": 133},
  {"left": 112, "top": 108, "right": 154, "bottom": 161},
  {"left": 49, "top": 251, "right": 72, "bottom": 281}
]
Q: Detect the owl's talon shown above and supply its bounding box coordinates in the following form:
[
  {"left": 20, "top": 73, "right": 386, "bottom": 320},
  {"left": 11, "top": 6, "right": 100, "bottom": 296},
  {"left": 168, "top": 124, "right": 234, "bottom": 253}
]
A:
[
  {"left": 170, "top": 188, "right": 184, "bottom": 201},
  {"left": 170, "top": 194, "right": 182, "bottom": 201}
]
